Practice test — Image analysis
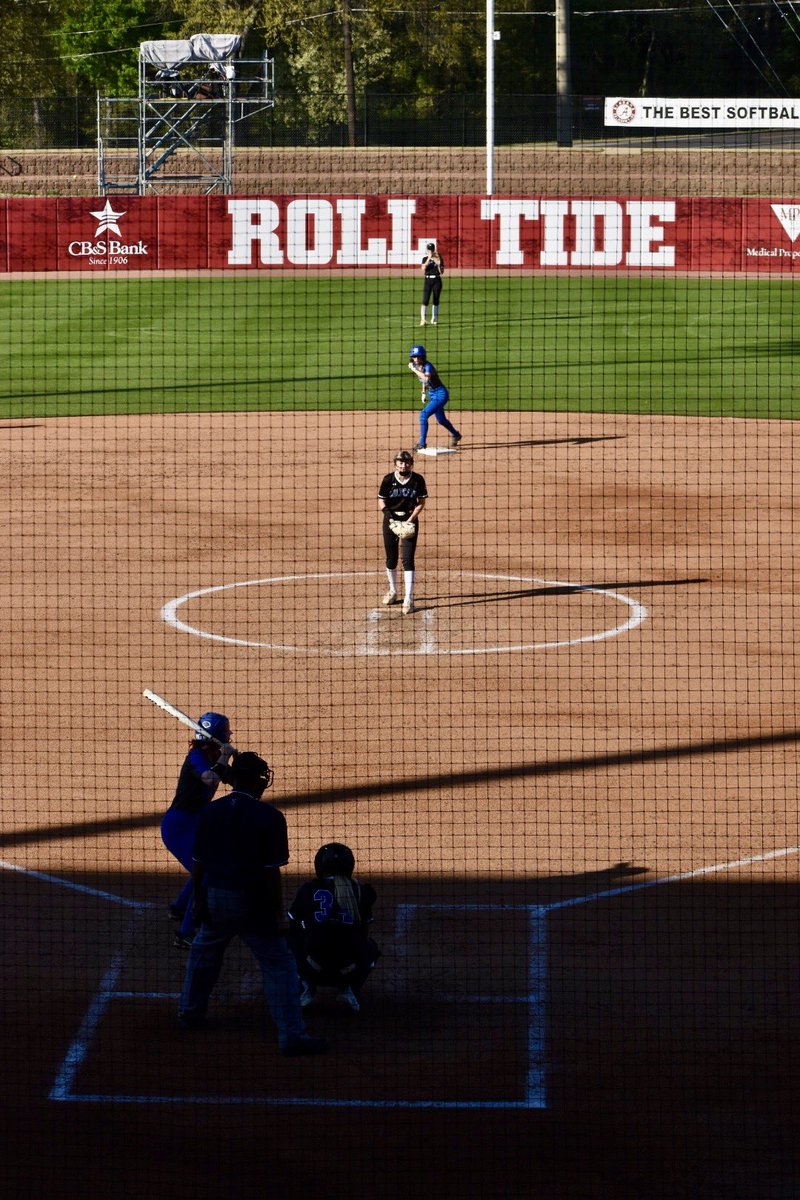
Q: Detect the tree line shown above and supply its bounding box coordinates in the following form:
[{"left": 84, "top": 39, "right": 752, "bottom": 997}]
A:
[{"left": 4, "top": 0, "right": 799, "bottom": 120}]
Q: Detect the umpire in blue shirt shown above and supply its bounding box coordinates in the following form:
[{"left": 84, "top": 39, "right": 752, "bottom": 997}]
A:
[{"left": 178, "top": 751, "right": 327, "bottom": 1056}]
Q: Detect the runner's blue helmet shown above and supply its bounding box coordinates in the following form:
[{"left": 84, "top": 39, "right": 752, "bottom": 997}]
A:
[
  {"left": 196, "top": 712, "right": 230, "bottom": 742},
  {"left": 409, "top": 345, "right": 426, "bottom": 360}
]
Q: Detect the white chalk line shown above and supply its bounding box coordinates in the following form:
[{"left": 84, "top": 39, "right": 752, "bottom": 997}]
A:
[
  {"left": 0, "top": 859, "right": 153, "bottom": 910},
  {"left": 161, "top": 571, "right": 648, "bottom": 656},
  {"left": 525, "top": 845, "right": 800, "bottom": 1107}
]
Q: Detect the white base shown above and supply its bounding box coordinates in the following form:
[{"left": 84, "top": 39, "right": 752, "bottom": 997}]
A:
[{"left": 415, "top": 447, "right": 457, "bottom": 457}]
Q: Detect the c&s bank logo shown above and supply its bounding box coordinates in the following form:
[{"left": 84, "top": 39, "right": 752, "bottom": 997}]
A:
[{"left": 67, "top": 201, "right": 149, "bottom": 262}]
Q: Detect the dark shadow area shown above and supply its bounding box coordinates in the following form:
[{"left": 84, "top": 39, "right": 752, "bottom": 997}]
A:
[
  {"left": 3, "top": 726, "right": 798, "bottom": 848},
  {"left": 422, "top": 577, "right": 708, "bottom": 608},
  {"left": 1, "top": 864, "right": 798, "bottom": 1199},
  {"left": 467, "top": 434, "right": 626, "bottom": 451}
]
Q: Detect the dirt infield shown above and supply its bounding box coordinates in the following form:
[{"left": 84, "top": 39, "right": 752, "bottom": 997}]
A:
[
  {"left": 5, "top": 145, "right": 800, "bottom": 197},
  {"left": 3, "top": 408, "right": 800, "bottom": 1198}
]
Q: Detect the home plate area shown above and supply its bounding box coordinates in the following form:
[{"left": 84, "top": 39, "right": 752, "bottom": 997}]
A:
[{"left": 55, "top": 903, "right": 531, "bottom": 1108}]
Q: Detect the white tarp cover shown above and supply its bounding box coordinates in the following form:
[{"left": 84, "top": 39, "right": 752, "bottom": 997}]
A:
[
  {"left": 140, "top": 34, "right": 242, "bottom": 68},
  {"left": 190, "top": 34, "right": 241, "bottom": 62}
]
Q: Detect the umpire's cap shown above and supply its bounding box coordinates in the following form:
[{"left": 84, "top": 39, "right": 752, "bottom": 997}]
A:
[{"left": 230, "top": 751, "right": 274, "bottom": 793}]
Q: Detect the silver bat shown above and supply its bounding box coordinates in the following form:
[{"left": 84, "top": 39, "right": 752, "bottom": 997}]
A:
[{"left": 143, "top": 689, "right": 225, "bottom": 746}]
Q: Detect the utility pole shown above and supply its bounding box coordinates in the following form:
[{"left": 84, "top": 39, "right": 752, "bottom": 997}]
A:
[
  {"left": 486, "top": 0, "right": 497, "bottom": 194},
  {"left": 555, "top": 0, "right": 573, "bottom": 147},
  {"left": 342, "top": 0, "right": 357, "bottom": 148}
]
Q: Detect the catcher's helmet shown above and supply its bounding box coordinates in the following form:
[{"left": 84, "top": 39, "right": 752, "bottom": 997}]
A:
[
  {"left": 230, "top": 751, "right": 274, "bottom": 793},
  {"left": 196, "top": 712, "right": 230, "bottom": 742},
  {"left": 409, "top": 344, "right": 426, "bottom": 360},
  {"left": 314, "top": 842, "right": 356, "bottom": 878}
]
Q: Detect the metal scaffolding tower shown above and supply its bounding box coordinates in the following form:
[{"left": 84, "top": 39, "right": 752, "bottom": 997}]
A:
[{"left": 97, "top": 34, "right": 274, "bottom": 195}]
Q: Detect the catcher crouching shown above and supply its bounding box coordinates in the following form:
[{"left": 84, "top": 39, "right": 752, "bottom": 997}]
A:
[{"left": 377, "top": 449, "right": 428, "bottom": 615}]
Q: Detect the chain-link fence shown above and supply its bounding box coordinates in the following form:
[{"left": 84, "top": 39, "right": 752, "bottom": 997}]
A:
[{"left": 0, "top": 93, "right": 613, "bottom": 150}]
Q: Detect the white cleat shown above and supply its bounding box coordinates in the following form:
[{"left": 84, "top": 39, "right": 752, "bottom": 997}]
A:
[
  {"left": 402, "top": 599, "right": 415, "bottom": 615},
  {"left": 382, "top": 590, "right": 400, "bottom": 606}
]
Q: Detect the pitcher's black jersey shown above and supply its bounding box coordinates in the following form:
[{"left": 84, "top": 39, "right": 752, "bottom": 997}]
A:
[{"left": 378, "top": 471, "right": 428, "bottom": 518}]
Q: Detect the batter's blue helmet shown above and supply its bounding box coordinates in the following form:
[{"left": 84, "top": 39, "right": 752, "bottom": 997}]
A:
[
  {"left": 409, "top": 345, "right": 426, "bottom": 359},
  {"left": 196, "top": 712, "right": 230, "bottom": 742}
]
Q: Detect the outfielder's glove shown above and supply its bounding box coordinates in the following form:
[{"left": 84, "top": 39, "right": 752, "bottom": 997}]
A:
[{"left": 389, "top": 518, "right": 415, "bottom": 540}]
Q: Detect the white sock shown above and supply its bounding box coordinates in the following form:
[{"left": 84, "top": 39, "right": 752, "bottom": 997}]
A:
[
  {"left": 432, "top": 306, "right": 439, "bottom": 320},
  {"left": 420, "top": 305, "right": 426, "bottom": 321},
  {"left": 386, "top": 568, "right": 397, "bottom": 593},
  {"left": 403, "top": 569, "right": 415, "bottom": 601}
]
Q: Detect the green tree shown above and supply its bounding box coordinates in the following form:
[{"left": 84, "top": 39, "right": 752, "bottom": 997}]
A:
[
  {"left": 1, "top": 1, "right": 73, "bottom": 96},
  {"left": 52, "top": 0, "right": 175, "bottom": 95}
]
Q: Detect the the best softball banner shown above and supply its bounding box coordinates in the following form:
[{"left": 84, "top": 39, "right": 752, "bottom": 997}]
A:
[
  {"left": 605, "top": 97, "right": 800, "bottom": 128},
  {"left": 3, "top": 195, "right": 800, "bottom": 272}
]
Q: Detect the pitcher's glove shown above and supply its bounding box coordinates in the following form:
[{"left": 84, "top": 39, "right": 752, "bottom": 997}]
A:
[{"left": 389, "top": 518, "right": 415, "bottom": 540}]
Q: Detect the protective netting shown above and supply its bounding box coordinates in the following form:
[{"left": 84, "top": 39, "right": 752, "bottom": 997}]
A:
[{"left": 2, "top": 130, "right": 799, "bottom": 1199}]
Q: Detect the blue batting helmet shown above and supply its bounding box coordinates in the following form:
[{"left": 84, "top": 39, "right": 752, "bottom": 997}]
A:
[
  {"left": 409, "top": 345, "right": 426, "bottom": 359},
  {"left": 195, "top": 712, "right": 230, "bottom": 742}
]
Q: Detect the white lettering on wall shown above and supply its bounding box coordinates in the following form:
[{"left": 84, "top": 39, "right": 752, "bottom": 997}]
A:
[
  {"left": 572, "top": 200, "right": 623, "bottom": 266},
  {"left": 480, "top": 200, "right": 539, "bottom": 264},
  {"left": 626, "top": 201, "right": 675, "bottom": 266},
  {"left": 336, "top": 199, "right": 386, "bottom": 264},
  {"left": 286, "top": 199, "right": 333, "bottom": 265},
  {"left": 539, "top": 200, "right": 570, "bottom": 265},
  {"left": 227, "top": 200, "right": 282, "bottom": 265},
  {"left": 481, "top": 198, "right": 675, "bottom": 266},
  {"left": 386, "top": 199, "right": 429, "bottom": 265}
]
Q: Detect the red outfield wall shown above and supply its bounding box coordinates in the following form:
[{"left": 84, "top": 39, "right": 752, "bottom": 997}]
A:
[{"left": 2, "top": 195, "right": 800, "bottom": 272}]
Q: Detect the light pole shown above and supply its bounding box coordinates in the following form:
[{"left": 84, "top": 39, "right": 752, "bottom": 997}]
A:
[
  {"left": 486, "top": 0, "right": 499, "bottom": 193},
  {"left": 342, "top": 0, "right": 357, "bottom": 147},
  {"left": 555, "top": 0, "right": 573, "bottom": 147}
]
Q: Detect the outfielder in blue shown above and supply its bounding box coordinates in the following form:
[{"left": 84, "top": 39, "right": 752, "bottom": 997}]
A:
[{"left": 407, "top": 345, "right": 461, "bottom": 451}]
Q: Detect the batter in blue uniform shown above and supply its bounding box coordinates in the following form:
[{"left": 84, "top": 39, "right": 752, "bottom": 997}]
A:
[
  {"left": 407, "top": 345, "right": 461, "bottom": 451},
  {"left": 161, "top": 712, "right": 237, "bottom": 947}
]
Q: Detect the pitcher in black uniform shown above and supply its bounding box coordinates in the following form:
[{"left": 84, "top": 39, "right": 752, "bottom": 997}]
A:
[
  {"left": 378, "top": 449, "right": 427, "bottom": 614},
  {"left": 420, "top": 241, "right": 444, "bottom": 326}
]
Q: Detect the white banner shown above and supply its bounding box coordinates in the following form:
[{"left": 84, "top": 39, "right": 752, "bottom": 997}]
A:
[{"left": 605, "top": 97, "right": 800, "bottom": 128}]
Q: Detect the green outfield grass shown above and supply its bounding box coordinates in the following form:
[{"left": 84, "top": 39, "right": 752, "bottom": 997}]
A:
[{"left": 2, "top": 274, "right": 799, "bottom": 419}]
